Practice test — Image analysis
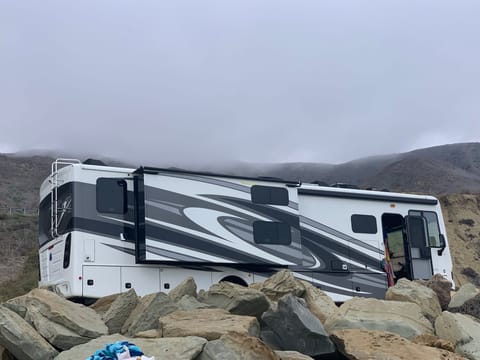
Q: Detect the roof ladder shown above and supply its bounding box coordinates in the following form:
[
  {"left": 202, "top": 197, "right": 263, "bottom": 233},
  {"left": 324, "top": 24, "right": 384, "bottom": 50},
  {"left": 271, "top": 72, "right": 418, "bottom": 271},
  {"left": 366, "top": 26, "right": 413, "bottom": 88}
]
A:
[{"left": 50, "top": 159, "right": 81, "bottom": 238}]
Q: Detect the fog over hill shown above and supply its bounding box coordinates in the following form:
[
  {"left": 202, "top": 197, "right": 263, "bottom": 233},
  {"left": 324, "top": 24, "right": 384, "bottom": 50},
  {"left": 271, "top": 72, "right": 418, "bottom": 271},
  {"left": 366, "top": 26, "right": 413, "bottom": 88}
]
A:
[
  {"left": 1, "top": 143, "right": 480, "bottom": 210},
  {"left": 216, "top": 142, "right": 480, "bottom": 195}
]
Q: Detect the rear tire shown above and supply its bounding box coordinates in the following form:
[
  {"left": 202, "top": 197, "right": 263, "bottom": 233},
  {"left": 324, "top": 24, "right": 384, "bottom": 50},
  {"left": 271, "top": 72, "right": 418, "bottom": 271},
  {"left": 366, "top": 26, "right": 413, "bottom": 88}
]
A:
[{"left": 219, "top": 276, "right": 248, "bottom": 287}]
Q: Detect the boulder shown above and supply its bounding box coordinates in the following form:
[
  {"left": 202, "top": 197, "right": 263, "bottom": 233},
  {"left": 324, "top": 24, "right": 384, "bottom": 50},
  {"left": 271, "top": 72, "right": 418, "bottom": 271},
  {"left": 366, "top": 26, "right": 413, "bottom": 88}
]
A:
[
  {"left": 386, "top": 278, "right": 442, "bottom": 321},
  {"left": 24, "top": 306, "right": 89, "bottom": 350},
  {"left": 21, "top": 289, "right": 107, "bottom": 339},
  {"left": 168, "top": 277, "right": 197, "bottom": 302},
  {"left": 261, "top": 294, "right": 336, "bottom": 357},
  {"left": 0, "top": 346, "right": 15, "bottom": 360},
  {"left": 330, "top": 329, "right": 467, "bottom": 360},
  {"left": 134, "top": 329, "right": 161, "bottom": 338},
  {"left": 448, "top": 284, "right": 480, "bottom": 320},
  {"left": 435, "top": 311, "right": 480, "bottom": 360},
  {"left": 299, "top": 280, "right": 337, "bottom": 323},
  {"left": 324, "top": 298, "right": 434, "bottom": 340},
  {"left": 103, "top": 289, "right": 139, "bottom": 334},
  {"left": 411, "top": 334, "right": 455, "bottom": 352},
  {"left": 275, "top": 351, "right": 314, "bottom": 360},
  {"left": 159, "top": 308, "right": 260, "bottom": 340},
  {"left": 177, "top": 295, "right": 216, "bottom": 311},
  {"left": 415, "top": 273, "right": 453, "bottom": 310},
  {"left": 121, "top": 292, "right": 178, "bottom": 336},
  {"left": 251, "top": 270, "right": 305, "bottom": 302},
  {"left": 199, "top": 282, "right": 270, "bottom": 318},
  {"left": 54, "top": 334, "right": 207, "bottom": 360},
  {"left": 4, "top": 294, "right": 29, "bottom": 318},
  {"left": 449, "top": 283, "right": 479, "bottom": 308},
  {"left": 197, "top": 332, "right": 280, "bottom": 360},
  {"left": 449, "top": 293, "right": 480, "bottom": 320},
  {"left": 89, "top": 293, "right": 120, "bottom": 316},
  {"left": 0, "top": 306, "right": 58, "bottom": 360}
]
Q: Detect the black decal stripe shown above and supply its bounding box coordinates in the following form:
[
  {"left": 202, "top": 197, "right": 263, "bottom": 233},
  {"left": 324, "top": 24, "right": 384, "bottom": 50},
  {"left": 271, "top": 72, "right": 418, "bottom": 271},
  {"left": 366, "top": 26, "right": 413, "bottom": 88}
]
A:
[
  {"left": 102, "top": 243, "right": 135, "bottom": 256},
  {"left": 145, "top": 221, "right": 280, "bottom": 265}
]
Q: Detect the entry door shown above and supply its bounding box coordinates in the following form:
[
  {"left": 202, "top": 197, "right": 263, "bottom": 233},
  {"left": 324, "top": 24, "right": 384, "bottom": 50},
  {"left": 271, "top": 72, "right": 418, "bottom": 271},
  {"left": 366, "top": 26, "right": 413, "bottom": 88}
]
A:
[{"left": 405, "top": 216, "right": 433, "bottom": 280}]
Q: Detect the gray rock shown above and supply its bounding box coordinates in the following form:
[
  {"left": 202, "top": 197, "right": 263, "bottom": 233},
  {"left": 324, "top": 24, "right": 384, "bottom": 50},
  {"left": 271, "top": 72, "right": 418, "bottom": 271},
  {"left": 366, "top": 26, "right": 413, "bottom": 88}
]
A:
[
  {"left": 89, "top": 293, "right": 120, "bottom": 316},
  {"left": 24, "top": 307, "right": 89, "bottom": 350},
  {"left": 168, "top": 277, "right": 197, "bottom": 302},
  {"left": 197, "top": 332, "right": 280, "bottom": 360},
  {"left": 324, "top": 297, "right": 434, "bottom": 340},
  {"left": 449, "top": 293, "right": 480, "bottom": 320},
  {"left": 199, "top": 282, "right": 270, "bottom": 318},
  {"left": 415, "top": 273, "right": 453, "bottom": 310},
  {"left": 448, "top": 284, "right": 480, "bottom": 320},
  {"left": 122, "top": 292, "right": 178, "bottom": 336},
  {"left": 250, "top": 270, "right": 305, "bottom": 302},
  {"left": 177, "top": 295, "right": 216, "bottom": 311},
  {"left": 261, "top": 294, "right": 336, "bottom": 357},
  {"left": 23, "top": 289, "right": 107, "bottom": 338},
  {"left": 55, "top": 334, "right": 207, "bottom": 360},
  {"left": 0, "top": 346, "right": 15, "bottom": 360},
  {"left": 299, "top": 280, "right": 337, "bottom": 323},
  {"left": 449, "top": 283, "right": 478, "bottom": 308},
  {"left": 4, "top": 294, "right": 29, "bottom": 318},
  {"left": 103, "top": 289, "right": 139, "bottom": 334},
  {"left": 159, "top": 308, "right": 260, "bottom": 340},
  {"left": 436, "top": 311, "right": 480, "bottom": 360},
  {"left": 0, "top": 305, "right": 58, "bottom": 360},
  {"left": 386, "top": 278, "right": 442, "bottom": 321}
]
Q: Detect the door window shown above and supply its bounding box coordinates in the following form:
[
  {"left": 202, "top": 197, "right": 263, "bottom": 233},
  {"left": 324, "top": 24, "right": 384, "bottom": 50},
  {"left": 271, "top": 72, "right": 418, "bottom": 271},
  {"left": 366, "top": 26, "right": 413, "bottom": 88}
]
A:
[{"left": 409, "top": 210, "right": 441, "bottom": 247}]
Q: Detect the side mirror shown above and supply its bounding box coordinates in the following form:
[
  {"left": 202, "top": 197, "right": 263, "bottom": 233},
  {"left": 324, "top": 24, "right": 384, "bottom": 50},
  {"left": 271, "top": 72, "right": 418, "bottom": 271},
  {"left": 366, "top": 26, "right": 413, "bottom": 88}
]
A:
[{"left": 437, "top": 234, "right": 446, "bottom": 256}]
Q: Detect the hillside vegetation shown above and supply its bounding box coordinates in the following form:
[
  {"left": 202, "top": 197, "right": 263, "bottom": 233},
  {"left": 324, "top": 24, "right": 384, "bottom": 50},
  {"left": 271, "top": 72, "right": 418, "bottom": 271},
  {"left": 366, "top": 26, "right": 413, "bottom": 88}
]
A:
[{"left": 0, "top": 213, "right": 38, "bottom": 301}]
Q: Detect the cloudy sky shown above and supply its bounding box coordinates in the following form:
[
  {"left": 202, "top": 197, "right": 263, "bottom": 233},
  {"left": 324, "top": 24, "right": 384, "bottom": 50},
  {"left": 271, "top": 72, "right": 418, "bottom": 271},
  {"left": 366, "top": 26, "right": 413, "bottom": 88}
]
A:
[{"left": 1, "top": 0, "right": 479, "bottom": 166}]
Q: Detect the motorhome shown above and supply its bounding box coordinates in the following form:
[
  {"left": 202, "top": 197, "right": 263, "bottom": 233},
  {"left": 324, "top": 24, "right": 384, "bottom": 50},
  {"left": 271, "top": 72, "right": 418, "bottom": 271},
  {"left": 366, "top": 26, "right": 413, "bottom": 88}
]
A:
[{"left": 38, "top": 159, "right": 454, "bottom": 302}]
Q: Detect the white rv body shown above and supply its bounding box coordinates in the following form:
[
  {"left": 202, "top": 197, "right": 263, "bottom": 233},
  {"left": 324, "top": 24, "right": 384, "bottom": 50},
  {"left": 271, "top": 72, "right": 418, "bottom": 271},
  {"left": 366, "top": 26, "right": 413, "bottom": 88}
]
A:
[{"left": 38, "top": 160, "right": 454, "bottom": 301}]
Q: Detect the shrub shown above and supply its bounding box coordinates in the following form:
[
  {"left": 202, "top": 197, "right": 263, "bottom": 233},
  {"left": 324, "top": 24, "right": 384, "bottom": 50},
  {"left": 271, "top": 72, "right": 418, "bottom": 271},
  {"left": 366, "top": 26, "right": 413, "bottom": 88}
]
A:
[{"left": 459, "top": 218, "right": 475, "bottom": 227}]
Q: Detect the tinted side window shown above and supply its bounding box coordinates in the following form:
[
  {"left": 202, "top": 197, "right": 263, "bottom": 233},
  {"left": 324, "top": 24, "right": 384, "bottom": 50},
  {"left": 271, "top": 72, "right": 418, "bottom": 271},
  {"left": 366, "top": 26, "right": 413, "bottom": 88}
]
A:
[
  {"left": 96, "top": 178, "right": 127, "bottom": 214},
  {"left": 253, "top": 221, "right": 291, "bottom": 245},
  {"left": 39, "top": 197, "right": 52, "bottom": 246},
  {"left": 63, "top": 234, "right": 71, "bottom": 269},
  {"left": 351, "top": 214, "right": 377, "bottom": 234},
  {"left": 251, "top": 186, "right": 289, "bottom": 205}
]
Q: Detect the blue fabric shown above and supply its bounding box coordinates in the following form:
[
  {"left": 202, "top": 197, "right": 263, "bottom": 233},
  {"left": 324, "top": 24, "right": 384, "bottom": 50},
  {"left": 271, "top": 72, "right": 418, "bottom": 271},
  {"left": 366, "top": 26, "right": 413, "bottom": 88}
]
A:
[{"left": 86, "top": 341, "right": 143, "bottom": 360}]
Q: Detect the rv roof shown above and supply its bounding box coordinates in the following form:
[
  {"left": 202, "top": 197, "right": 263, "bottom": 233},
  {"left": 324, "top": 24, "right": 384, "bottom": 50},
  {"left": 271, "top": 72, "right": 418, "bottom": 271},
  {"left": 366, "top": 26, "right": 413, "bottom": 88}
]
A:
[
  {"left": 136, "top": 166, "right": 300, "bottom": 185},
  {"left": 298, "top": 184, "right": 438, "bottom": 205}
]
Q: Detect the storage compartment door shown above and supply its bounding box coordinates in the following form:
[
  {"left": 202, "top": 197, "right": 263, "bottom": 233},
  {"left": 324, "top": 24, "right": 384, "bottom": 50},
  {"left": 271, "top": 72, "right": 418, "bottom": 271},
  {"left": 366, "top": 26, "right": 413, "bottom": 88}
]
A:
[
  {"left": 120, "top": 267, "right": 161, "bottom": 296},
  {"left": 83, "top": 266, "right": 121, "bottom": 298}
]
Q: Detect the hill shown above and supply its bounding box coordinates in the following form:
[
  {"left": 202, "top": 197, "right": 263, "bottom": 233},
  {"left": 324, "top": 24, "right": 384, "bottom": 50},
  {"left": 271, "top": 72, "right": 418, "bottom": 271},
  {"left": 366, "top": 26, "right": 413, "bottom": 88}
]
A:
[
  {"left": 0, "top": 154, "right": 53, "bottom": 209},
  {"left": 261, "top": 142, "right": 480, "bottom": 194}
]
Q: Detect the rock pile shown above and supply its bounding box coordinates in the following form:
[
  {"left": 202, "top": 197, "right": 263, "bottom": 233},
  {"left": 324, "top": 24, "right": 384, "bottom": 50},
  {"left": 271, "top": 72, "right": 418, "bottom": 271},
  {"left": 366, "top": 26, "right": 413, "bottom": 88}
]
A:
[{"left": 0, "top": 271, "right": 479, "bottom": 360}]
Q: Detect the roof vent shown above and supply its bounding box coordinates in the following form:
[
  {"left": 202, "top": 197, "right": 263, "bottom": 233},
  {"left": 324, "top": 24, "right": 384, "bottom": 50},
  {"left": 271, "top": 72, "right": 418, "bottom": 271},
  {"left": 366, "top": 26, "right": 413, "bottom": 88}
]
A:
[
  {"left": 312, "top": 180, "right": 329, "bottom": 186},
  {"left": 330, "top": 183, "right": 359, "bottom": 189},
  {"left": 83, "top": 158, "right": 107, "bottom": 166}
]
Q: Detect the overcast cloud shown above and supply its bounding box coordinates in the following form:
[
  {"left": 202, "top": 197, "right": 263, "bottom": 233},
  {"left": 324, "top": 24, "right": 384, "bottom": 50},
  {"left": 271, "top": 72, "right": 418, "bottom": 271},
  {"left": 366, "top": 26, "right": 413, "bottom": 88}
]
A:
[{"left": 1, "top": 0, "right": 479, "bottom": 166}]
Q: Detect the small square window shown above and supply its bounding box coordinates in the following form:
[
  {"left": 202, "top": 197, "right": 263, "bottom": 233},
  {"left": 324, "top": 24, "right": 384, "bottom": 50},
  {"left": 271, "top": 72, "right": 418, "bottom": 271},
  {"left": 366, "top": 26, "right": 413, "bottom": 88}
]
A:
[
  {"left": 96, "top": 178, "right": 127, "bottom": 214},
  {"left": 253, "top": 221, "right": 291, "bottom": 245},
  {"left": 351, "top": 214, "right": 377, "bottom": 234},
  {"left": 251, "top": 186, "right": 289, "bottom": 205}
]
